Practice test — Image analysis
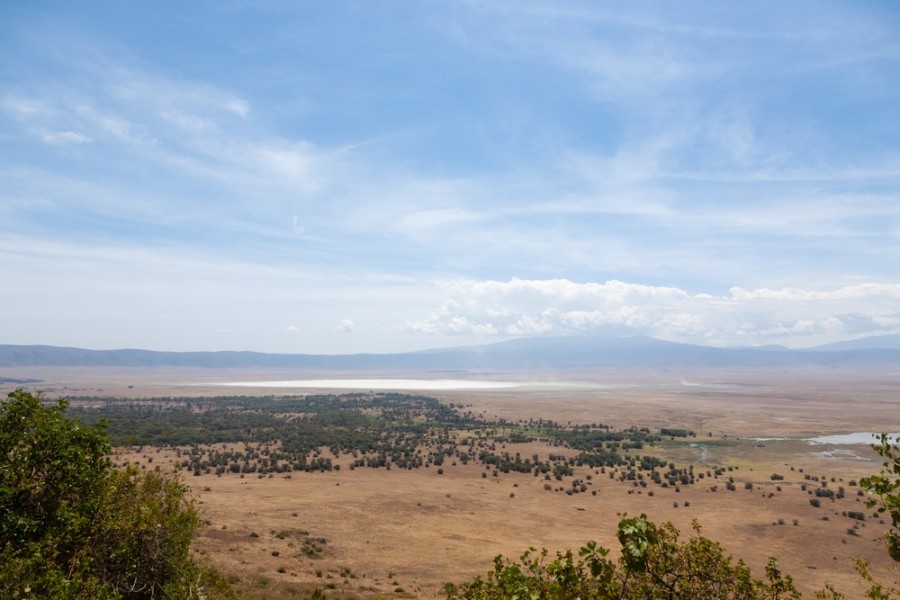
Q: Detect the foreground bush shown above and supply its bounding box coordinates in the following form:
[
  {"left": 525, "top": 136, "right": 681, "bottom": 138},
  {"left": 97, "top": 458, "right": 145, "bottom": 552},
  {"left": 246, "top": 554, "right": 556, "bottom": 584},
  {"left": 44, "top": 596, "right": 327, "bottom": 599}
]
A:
[
  {"left": 445, "top": 514, "right": 801, "bottom": 599},
  {"left": 0, "top": 389, "right": 231, "bottom": 599}
]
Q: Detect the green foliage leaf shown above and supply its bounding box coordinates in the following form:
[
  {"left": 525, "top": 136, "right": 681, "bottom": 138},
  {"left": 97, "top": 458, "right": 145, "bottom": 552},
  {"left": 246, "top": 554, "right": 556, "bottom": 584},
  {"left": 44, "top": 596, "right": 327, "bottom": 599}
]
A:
[
  {"left": 446, "top": 512, "right": 805, "bottom": 599},
  {"left": 860, "top": 434, "right": 900, "bottom": 562},
  {"left": 0, "top": 389, "right": 232, "bottom": 599}
]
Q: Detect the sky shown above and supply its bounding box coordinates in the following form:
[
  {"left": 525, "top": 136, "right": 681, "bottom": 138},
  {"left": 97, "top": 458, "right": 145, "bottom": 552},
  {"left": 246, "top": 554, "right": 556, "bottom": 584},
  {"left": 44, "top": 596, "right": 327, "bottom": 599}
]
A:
[{"left": 1, "top": 1, "right": 899, "bottom": 354}]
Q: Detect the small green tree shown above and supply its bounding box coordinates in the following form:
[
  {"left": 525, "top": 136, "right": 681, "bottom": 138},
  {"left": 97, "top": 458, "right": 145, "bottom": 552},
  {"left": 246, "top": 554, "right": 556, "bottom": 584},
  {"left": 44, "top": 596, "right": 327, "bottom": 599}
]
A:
[
  {"left": 0, "top": 389, "right": 230, "bottom": 599},
  {"left": 861, "top": 434, "right": 900, "bottom": 562}
]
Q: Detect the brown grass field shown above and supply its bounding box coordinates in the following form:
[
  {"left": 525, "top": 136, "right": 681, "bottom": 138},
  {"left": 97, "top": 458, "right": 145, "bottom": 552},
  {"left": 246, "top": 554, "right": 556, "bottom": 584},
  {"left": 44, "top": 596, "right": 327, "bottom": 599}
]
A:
[{"left": 3, "top": 365, "right": 900, "bottom": 598}]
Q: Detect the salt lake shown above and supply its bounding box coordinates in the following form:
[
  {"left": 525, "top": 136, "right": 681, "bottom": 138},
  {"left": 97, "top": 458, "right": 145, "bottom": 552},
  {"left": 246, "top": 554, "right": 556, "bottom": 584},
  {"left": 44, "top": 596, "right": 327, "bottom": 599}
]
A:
[
  {"left": 806, "top": 432, "right": 900, "bottom": 445},
  {"left": 217, "top": 379, "right": 529, "bottom": 391}
]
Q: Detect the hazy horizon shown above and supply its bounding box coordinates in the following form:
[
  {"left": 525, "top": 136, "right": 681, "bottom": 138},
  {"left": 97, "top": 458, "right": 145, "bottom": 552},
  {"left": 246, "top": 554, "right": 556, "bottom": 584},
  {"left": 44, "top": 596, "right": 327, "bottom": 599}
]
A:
[{"left": 2, "top": 2, "right": 898, "bottom": 354}]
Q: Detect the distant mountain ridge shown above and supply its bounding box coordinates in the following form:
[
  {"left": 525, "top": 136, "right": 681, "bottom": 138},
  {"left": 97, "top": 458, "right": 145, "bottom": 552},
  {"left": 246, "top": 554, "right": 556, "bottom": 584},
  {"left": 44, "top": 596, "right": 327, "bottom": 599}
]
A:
[
  {"left": 2, "top": 335, "right": 900, "bottom": 370},
  {"left": 805, "top": 334, "right": 900, "bottom": 352}
]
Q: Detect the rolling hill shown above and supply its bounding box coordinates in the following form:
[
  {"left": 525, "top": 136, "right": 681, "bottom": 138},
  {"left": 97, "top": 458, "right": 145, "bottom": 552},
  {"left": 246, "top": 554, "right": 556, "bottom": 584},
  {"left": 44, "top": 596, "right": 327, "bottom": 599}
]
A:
[{"left": 2, "top": 335, "right": 899, "bottom": 370}]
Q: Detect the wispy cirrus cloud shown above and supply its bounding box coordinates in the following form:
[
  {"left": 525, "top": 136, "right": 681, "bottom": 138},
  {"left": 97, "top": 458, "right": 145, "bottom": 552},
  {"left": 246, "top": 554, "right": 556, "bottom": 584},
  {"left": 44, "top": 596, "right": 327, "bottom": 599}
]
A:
[
  {"left": 1, "top": 2, "right": 898, "bottom": 353},
  {"left": 38, "top": 129, "right": 93, "bottom": 145}
]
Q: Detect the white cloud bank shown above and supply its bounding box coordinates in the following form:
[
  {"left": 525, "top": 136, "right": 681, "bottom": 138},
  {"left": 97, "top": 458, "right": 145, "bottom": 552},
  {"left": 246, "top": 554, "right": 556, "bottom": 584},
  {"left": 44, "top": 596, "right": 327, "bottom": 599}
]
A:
[{"left": 401, "top": 279, "right": 900, "bottom": 348}]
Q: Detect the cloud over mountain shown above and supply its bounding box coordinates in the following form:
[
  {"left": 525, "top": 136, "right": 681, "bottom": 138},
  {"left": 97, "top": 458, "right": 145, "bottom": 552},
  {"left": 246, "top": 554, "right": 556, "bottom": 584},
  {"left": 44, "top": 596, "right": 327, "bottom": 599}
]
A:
[{"left": 402, "top": 279, "right": 900, "bottom": 348}]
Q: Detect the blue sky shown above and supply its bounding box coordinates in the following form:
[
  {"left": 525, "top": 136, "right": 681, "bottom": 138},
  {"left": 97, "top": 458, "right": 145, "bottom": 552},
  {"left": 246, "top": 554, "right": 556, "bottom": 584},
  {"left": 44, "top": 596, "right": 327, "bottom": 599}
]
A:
[{"left": 2, "top": 1, "right": 899, "bottom": 353}]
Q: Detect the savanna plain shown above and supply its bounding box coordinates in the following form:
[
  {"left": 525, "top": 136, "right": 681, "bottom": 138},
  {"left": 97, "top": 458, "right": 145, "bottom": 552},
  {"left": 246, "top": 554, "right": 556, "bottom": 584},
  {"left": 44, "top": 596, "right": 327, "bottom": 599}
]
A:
[{"left": 3, "top": 365, "right": 899, "bottom": 598}]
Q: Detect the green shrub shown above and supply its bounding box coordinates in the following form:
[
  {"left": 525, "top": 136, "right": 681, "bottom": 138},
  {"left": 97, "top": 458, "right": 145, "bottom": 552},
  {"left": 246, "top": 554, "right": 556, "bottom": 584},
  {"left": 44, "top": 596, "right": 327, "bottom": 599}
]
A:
[
  {"left": 445, "top": 515, "right": 800, "bottom": 599},
  {"left": 861, "top": 434, "right": 900, "bottom": 562},
  {"left": 0, "top": 389, "right": 232, "bottom": 599}
]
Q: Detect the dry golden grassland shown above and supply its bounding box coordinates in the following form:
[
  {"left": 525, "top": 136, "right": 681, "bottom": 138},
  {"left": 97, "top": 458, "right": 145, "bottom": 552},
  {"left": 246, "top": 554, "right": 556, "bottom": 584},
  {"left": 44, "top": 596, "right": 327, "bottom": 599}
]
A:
[{"left": 4, "top": 365, "right": 900, "bottom": 598}]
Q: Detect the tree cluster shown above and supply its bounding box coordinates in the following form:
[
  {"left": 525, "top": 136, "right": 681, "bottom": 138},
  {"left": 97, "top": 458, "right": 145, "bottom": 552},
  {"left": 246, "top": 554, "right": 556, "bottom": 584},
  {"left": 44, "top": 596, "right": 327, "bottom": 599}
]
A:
[{"left": 67, "top": 394, "right": 700, "bottom": 493}]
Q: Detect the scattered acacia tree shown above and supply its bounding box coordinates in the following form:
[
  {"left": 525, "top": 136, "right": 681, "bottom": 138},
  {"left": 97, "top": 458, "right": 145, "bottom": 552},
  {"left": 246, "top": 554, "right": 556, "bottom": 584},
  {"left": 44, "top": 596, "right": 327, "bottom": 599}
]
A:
[
  {"left": 0, "top": 389, "right": 231, "bottom": 599},
  {"left": 445, "top": 514, "right": 800, "bottom": 599}
]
